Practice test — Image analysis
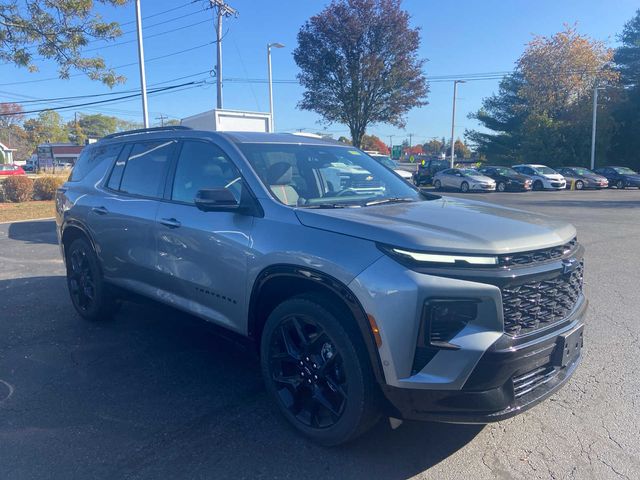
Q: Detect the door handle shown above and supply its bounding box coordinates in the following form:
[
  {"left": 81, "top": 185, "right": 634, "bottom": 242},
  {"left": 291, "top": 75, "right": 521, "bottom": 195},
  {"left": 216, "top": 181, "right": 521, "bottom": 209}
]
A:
[
  {"left": 160, "top": 217, "right": 181, "bottom": 228},
  {"left": 92, "top": 206, "right": 108, "bottom": 215}
]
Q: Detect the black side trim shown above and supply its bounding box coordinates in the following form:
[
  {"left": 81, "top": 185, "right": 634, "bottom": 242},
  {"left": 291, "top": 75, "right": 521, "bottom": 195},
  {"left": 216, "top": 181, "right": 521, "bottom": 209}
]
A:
[{"left": 247, "top": 265, "right": 385, "bottom": 385}]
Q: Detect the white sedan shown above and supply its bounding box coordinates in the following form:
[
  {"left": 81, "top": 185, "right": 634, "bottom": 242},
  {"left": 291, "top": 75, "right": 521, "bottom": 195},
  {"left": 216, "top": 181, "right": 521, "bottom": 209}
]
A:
[
  {"left": 512, "top": 164, "right": 566, "bottom": 190},
  {"left": 433, "top": 168, "right": 496, "bottom": 193},
  {"left": 368, "top": 153, "right": 414, "bottom": 182}
]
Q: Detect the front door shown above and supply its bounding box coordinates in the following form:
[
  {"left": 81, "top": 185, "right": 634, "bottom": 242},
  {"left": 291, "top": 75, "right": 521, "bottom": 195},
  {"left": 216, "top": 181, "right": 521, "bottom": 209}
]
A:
[{"left": 155, "top": 139, "right": 254, "bottom": 332}]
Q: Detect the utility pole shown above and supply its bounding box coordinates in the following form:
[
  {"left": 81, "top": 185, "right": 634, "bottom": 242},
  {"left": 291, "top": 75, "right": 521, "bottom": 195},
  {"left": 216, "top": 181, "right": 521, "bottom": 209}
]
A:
[
  {"left": 135, "top": 0, "right": 149, "bottom": 128},
  {"left": 156, "top": 114, "right": 168, "bottom": 127},
  {"left": 408, "top": 133, "right": 414, "bottom": 149},
  {"left": 450, "top": 80, "right": 465, "bottom": 167},
  {"left": 590, "top": 83, "right": 599, "bottom": 170},
  {"left": 210, "top": 0, "right": 237, "bottom": 110},
  {"left": 389, "top": 135, "right": 394, "bottom": 153}
]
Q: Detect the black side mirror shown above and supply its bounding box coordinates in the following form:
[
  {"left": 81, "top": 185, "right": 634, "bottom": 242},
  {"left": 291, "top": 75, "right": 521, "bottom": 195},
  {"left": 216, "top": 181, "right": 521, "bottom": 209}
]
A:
[{"left": 194, "top": 188, "right": 239, "bottom": 212}]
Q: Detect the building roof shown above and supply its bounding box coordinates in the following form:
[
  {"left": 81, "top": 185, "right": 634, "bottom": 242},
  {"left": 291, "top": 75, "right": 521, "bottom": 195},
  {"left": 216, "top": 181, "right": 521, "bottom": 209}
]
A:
[{"left": 0, "top": 141, "right": 16, "bottom": 152}]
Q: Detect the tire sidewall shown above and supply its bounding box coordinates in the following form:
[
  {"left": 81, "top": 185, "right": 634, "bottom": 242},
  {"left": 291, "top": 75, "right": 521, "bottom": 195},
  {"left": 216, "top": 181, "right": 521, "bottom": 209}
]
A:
[
  {"left": 461, "top": 181, "right": 469, "bottom": 193},
  {"left": 260, "top": 296, "right": 373, "bottom": 446},
  {"left": 617, "top": 180, "right": 625, "bottom": 189},
  {"left": 497, "top": 181, "right": 506, "bottom": 192}
]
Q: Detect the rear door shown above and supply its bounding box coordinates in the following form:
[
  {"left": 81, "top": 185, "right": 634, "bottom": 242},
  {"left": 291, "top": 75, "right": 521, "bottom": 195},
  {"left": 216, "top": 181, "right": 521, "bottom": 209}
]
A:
[
  {"left": 154, "top": 139, "right": 254, "bottom": 332},
  {"left": 92, "top": 139, "right": 177, "bottom": 289}
]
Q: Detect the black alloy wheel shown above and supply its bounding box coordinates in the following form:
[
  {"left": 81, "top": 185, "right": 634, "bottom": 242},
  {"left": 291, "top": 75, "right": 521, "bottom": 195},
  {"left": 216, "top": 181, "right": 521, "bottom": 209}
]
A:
[
  {"left": 66, "top": 237, "right": 119, "bottom": 321},
  {"left": 497, "top": 181, "right": 507, "bottom": 192},
  {"left": 267, "top": 314, "right": 347, "bottom": 429},
  {"left": 261, "top": 295, "right": 379, "bottom": 445}
]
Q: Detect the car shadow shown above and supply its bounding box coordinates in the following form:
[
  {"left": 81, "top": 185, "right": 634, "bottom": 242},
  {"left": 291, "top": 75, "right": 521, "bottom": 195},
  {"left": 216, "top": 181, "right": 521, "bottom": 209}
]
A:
[
  {"left": 6, "top": 219, "right": 57, "bottom": 245},
  {"left": 0, "top": 274, "right": 482, "bottom": 479}
]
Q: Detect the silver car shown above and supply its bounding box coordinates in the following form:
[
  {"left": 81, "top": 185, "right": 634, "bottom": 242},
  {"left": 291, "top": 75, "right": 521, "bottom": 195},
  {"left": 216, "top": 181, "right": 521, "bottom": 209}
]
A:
[
  {"left": 56, "top": 127, "right": 586, "bottom": 445},
  {"left": 433, "top": 168, "right": 496, "bottom": 192}
]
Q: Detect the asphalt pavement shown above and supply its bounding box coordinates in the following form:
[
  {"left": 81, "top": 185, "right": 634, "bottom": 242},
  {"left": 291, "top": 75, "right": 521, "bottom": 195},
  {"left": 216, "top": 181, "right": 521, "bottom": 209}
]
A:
[{"left": 1, "top": 188, "right": 639, "bottom": 479}]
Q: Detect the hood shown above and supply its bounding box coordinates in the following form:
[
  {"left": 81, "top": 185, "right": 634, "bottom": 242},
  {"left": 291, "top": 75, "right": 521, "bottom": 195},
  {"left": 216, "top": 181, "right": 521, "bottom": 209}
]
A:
[
  {"left": 465, "top": 174, "right": 494, "bottom": 184},
  {"left": 506, "top": 172, "right": 531, "bottom": 182},
  {"left": 394, "top": 169, "right": 413, "bottom": 179},
  {"left": 542, "top": 173, "right": 564, "bottom": 180},
  {"left": 583, "top": 173, "right": 607, "bottom": 181},
  {"left": 295, "top": 196, "right": 576, "bottom": 255}
]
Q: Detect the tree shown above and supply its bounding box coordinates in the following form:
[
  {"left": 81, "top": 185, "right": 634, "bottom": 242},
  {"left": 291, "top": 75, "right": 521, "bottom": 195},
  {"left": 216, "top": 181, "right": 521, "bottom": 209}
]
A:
[
  {"left": 0, "top": 102, "right": 24, "bottom": 128},
  {"left": 337, "top": 136, "right": 352, "bottom": 145},
  {"left": 77, "top": 113, "right": 118, "bottom": 138},
  {"left": 467, "top": 26, "right": 618, "bottom": 166},
  {"left": 454, "top": 139, "right": 471, "bottom": 159},
  {"left": 294, "top": 0, "right": 428, "bottom": 148},
  {"left": 0, "top": 124, "right": 31, "bottom": 161},
  {"left": 610, "top": 10, "right": 640, "bottom": 168},
  {"left": 423, "top": 138, "right": 444, "bottom": 156},
  {"left": 0, "top": 0, "right": 129, "bottom": 86},
  {"left": 361, "top": 134, "right": 390, "bottom": 154},
  {"left": 24, "top": 111, "right": 69, "bottom": 146}
]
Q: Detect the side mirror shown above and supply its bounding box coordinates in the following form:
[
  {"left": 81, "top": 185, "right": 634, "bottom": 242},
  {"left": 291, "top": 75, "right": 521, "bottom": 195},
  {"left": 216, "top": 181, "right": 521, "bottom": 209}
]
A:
[{"left": 194, "top": 188, "right": 239, "bottom": 212}]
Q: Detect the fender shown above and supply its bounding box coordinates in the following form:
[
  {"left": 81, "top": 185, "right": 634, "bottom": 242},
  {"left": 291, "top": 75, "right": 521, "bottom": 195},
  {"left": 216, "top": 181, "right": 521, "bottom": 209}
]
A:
[
  {"left": 60, "top": 218, "right": 99, "bottom": 264},
  {"left": 248, "top": 264, "right": 386, "bottom": 385}
]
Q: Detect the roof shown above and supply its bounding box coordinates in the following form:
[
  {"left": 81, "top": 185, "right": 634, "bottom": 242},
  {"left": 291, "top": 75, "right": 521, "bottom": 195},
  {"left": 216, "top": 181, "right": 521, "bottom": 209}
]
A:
[
  {"left": 0, "top": 141, "right": 16, "bottom": 152},
  {"left": 218, "top": 131, "right": 342, "bottom": 145}
]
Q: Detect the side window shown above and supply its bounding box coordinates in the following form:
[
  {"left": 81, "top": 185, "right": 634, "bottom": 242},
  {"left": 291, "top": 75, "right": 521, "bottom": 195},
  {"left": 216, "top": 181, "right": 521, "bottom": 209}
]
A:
[
  {"left": 118, "top": 140, "right": 175, "bottom": 198},
  {"left": 70, "top": 144, "right": 122, "bottom": 182},
  {"left": 171, "top": 141, "right": 241, "bottom": 204}
]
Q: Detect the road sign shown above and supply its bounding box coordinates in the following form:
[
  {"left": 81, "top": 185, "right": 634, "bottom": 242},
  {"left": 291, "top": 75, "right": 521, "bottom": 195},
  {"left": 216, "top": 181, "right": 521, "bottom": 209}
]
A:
[{"left": 391, "top": 145, "right": 402, "bottom": 160}]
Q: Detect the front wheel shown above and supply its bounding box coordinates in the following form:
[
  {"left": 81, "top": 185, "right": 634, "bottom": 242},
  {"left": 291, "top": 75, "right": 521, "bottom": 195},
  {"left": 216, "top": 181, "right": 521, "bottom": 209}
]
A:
[
  {"left": 616, "top": 180, "right": 625, "bottom": 189},
  {"left": 65, "top": 237, "right": 119, "bottom": 321},
  {"left": 260, "top": 295, "right": 379, "bottom": 446},
  {"left": 497, "top": 181, "right": 506, "bottom": 192},
  {"left": 533, "top": 180, "right": 544, "bottom": 191},
  {"left": 460, "top": 181, "right": 469, "bottom": 193}
]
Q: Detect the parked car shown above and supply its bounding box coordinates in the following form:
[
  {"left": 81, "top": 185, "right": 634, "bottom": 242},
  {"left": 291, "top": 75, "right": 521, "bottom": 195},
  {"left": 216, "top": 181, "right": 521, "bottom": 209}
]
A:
[
  {"left": 477, "top": 166, "right": 532, "bottom": 192},
  {"left": 433, "top": 168, "right": 496, "bottom": 193},
  {"left": 593, "top": 166, "right": 640, "bottom": 189},
  {"left": 412, "top": 158, "right": 449, "bottom": 186},
  {"left": 0, "top": 164, "right": 26, "bottom": 176},
  {"left": 22, "top": 160, "right": 37, "bottom": 173},
  {"left": 57, "top": 127, "right": 586, "bottom": 445},
  {"left": 556, "top": 167, "right": 608, "bottom": 190},
  {"left": 368, "top": 153, "right": 414, "bottom": 182},
  {"left": 512, "top": 164, "right": 566, "bottom": 190}
]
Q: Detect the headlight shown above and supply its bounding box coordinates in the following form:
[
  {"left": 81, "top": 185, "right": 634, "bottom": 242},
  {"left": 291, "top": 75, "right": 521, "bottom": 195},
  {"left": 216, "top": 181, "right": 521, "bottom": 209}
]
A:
[{"left": 384, "top": 246, "right": 498, "bottom": 267}]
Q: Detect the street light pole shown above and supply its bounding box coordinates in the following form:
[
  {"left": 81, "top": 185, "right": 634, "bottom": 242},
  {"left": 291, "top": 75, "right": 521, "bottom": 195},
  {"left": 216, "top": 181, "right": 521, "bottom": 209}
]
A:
[
  {"left": 267, "top": 42, "right": 285, "bottom": 132},
  {"left": 590, "top": 83, "right": 599, "bottom": 170},
  {"left": 450, "top": 80, "right": 465, "bottom": 168},
  {"left": 135, "top": 0, "right": 149, "bottom": 128}
]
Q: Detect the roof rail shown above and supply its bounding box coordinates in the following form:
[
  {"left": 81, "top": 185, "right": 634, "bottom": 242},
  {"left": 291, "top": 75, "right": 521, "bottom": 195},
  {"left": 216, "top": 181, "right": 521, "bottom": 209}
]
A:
[{"left": 102, "top": 125, "right": 192, "bottom": 140}]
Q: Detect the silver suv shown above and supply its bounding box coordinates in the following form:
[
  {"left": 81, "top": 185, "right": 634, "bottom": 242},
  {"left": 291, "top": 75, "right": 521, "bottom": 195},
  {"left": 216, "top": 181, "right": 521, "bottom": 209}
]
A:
[{"left": 56, "top": 127, "right": 586, "bottom": 445}]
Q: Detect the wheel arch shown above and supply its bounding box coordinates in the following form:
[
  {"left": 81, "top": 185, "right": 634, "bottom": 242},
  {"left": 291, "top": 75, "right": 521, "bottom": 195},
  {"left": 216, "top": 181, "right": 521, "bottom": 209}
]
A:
[
  {"left": 60, "top": 220, "right": 97, "bottom": 264},
  {"left": 247, "top": 264, "right": 386, "bottom": 385}
]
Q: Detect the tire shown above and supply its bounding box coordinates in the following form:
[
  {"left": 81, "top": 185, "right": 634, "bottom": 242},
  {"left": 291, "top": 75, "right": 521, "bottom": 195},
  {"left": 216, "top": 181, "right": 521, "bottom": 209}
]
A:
[
  {"left": 533, "top": 180, "right": 544, "bottom": 191},
  {"left": 460, "top": 181, "right": 469, "bottom": 193},
  {"left": 433, "top": 179, "right": 442, "bottom": 190},
  {"left": 497, "top": 181, "right": 506, "bottom": 192},
  {"left": 616, "top": 180, "right": 625, "bottom": 189},
  {"left": 65, "top": 237, "right": 119, "bottom": 321},
  {"left": 575, "top": 180, "right": 584, "bottom": 190},
  {"left": 260, "top": 294, "right": 380, "bottom": 446}
]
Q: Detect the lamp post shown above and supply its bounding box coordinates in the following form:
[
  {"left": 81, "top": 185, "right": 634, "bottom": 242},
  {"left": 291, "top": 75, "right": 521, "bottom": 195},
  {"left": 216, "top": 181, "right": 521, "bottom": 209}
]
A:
[
  {"left": 135, "top": 0, "right": 149, "bottom": 128},
  {"left": 267, "top": 42, "right": 285, "bottom": 132},
  {"left": 450, "top": 80, "right": 465, "bottom": 167},
  {"left": 590, "top": 84, "right": 605, "bottom": 170}
]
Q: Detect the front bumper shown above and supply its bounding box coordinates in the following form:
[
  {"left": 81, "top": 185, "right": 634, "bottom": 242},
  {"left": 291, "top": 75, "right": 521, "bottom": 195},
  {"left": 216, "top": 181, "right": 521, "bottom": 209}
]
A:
[{"left": 381, "top": 301, "right": 585, "bottom": 423}]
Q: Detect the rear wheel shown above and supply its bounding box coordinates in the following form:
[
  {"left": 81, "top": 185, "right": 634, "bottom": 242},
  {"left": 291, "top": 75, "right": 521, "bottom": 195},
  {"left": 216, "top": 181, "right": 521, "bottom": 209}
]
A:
[
  {"left": 65, "top": 237, "right": 119, "bottom": 321},
  {"left": 533, "top": 180, "right": 543, "bottom": 191},
  {"left": 260, "top": 295, "right": 379, "bottom": 446},
  {"left": 497, "top": 181, "right": 506, "bottom": 192},
  {"left": 433, "top": 179, "right": 442, "bottom": 190},
  {"left": 460, "top": 181, "right": 469, "bottom": 193}
]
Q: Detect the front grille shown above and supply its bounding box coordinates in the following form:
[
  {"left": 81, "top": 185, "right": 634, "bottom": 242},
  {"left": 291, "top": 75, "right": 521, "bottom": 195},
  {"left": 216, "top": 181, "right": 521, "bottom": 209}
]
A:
[
  {"left": 501, "top": 261, "right": 584, "bottom": 336},
  {"left": 498, "top": 238, "right": 577, "bottom": 267},
  {"left": 513, "top": 365, "right": 559, "bottom": 398}
]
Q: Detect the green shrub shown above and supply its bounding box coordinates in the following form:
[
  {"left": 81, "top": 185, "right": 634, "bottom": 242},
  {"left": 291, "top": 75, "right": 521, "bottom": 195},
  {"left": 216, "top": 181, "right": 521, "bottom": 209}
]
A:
[
  {"left": 3, "top": 176, "right": 33, "bottom": 202},
  {"left": 33, "top": 175, "right": 66, "bottom": 200}
]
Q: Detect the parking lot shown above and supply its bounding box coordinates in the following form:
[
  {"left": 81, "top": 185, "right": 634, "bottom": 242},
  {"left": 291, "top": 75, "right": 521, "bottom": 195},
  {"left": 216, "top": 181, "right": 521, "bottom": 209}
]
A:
[{"left": 1, "top": 188, "right": 639, "bottom": 480}]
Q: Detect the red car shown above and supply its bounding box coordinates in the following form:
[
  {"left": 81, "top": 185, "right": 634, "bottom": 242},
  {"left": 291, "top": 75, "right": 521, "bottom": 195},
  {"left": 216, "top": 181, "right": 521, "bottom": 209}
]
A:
[{"left": 0, "top": 164, "right": 26, "bottom": 176}]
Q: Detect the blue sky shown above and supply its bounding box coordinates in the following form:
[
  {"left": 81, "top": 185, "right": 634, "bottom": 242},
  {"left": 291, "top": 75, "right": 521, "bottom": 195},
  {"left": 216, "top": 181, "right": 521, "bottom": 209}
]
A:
[{"left": 1, "top": 0, "right": 638, "bottom": 146}]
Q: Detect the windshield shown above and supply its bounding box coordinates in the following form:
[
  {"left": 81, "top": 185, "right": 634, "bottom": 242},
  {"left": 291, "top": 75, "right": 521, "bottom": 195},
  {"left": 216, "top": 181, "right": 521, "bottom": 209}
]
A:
[
  {"left": 613, "top": 167, "right": 637, "bottom": 175},
  {"left": 532, "top": 166, "right": 558, "bottom": 175},
  {"left": 494, "top": 167, "right": 518, "bottom": 175},
  {"left": 372, "top": 155, "right": 397, "bottom": 169},
  {"left": 237, "top": 143, "right": 421, "bottom": 207}
]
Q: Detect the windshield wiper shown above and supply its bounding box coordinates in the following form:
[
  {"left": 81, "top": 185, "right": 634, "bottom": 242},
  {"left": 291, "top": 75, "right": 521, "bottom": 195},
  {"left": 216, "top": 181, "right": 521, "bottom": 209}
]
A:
[
  {"left": 364, "top": 197, "right": 415, "bottom": 207},
  {"left": 302, "top": 202, "right": 359, "bottom": 209}
]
